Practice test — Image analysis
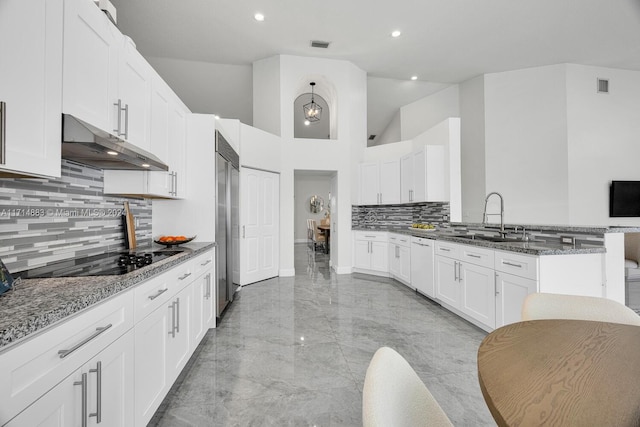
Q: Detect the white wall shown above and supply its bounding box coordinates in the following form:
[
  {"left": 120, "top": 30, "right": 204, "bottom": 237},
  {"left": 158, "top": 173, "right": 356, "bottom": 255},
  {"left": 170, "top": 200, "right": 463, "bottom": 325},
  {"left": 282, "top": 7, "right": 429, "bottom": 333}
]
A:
[
  {"left": 372, "top": 110, "right": 401, "bottom": 146},
  {"left": 252, "top": 55, "right": 367, "bottom": 276},
  {"left": 400, "top": 85, "right": 460, "bottom": 140},
  {"left": 252, "top": 56, "right": 281, "bottom": 137},
  {"left": 484, "top": 64, "right": 570, "bottom": 225},
  {"left": 147, "top": 57, "right": 252, "bottom": 125},
  {"left": 459, "top": 75, "right": 487, "bottom": 222},
  {"left": 239, "top": 123, "right": 281, "bottom": 173},
  {"left": 566, "top": 64, "right": 640, "bottom": 226},
  {"left": 294, "top": 174, "right": 331, "bottom": 241}
]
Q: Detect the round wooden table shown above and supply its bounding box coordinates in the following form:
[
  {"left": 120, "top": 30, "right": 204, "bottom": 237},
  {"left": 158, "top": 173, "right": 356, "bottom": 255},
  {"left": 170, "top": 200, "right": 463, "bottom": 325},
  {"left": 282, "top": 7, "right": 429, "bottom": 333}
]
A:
[{"left": 477, "top": 319, "right": 640, "bottom": 426}]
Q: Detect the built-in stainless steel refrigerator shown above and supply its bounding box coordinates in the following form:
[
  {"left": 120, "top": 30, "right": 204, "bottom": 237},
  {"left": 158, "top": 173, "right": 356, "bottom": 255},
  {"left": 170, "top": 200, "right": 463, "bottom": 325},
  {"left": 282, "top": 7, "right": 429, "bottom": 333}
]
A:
[{"left": 215, "top": 131, "right": 239, "bottom": 319}]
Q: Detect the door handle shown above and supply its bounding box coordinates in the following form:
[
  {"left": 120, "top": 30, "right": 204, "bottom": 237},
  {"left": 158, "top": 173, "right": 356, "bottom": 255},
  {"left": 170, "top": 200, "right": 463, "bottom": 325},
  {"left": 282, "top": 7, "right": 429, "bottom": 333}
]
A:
[
  {"left": 123, "top": 103, "right": 129, "bottom": 139},
  {"left": 58, "top": 324, "right": 113, "bottom": 359},
  {"left": 175, "top": 297, "right": 180, "bottom": 333},
  {"left": 74, "top": 373, "right": 88, "bottom": 427},
  {"left": 457, "top": 262, "right": 462, "bottom": 282},
  {"left": 454, "top": 261, "right": 458, "bottom": 281},
  {"left": 168, "top": 301, "right": 176, "bottom": 338},
  {"left": 114, "top": 99, "right": 122, "bottom": 135},
  {"left": 89, "top": 361, "right": 102, "bottom": 423}
]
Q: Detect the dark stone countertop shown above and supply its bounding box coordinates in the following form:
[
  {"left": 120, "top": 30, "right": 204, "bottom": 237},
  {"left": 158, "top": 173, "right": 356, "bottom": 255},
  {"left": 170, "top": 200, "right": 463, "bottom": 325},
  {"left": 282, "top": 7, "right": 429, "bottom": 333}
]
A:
[{"left": 0, "top": 242, "right": 215, "bottom": 351}]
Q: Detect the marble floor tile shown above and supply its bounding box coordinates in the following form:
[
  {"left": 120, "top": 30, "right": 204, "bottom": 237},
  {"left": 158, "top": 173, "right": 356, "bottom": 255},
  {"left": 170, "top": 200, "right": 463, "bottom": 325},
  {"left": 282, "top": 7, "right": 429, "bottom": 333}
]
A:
[{"left": 149, "top": 244, "right": 496, "bottom": 426}]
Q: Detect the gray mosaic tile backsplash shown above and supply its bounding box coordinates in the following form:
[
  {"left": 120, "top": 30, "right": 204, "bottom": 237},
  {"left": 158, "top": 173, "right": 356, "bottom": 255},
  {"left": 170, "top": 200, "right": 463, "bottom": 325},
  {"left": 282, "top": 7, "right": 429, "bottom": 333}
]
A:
[
  {"left": 0, "top": 160, "right": 152, "bottom": 273},
  {"left": 352, "top": 202, "right": 450, "bottom": 228}
]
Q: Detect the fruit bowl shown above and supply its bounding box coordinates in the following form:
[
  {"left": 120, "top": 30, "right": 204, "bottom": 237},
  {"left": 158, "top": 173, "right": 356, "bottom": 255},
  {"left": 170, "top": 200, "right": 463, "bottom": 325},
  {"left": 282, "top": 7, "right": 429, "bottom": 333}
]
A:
[{"left": 153, "top": 235, "right": 196, "bottom": 247}]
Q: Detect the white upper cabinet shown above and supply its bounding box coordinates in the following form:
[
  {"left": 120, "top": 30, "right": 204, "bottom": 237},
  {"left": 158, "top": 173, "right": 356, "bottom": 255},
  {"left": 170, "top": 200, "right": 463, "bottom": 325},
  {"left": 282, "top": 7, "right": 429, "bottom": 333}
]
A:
[
  {"left": 150, "top": 73, "right": 171, "bottom": 163},
  {"left": 117, "top": 37, "right": 152, "bottom": 150},
  {"left": 359, "top": 160, "right": 400, "bottom": 205},
  {"left": 400, "top": 146, "right": 447, "bottom": 203},
  {"left": 0, "top": 0, "right": 63, "bottom": 178},
  {"left": 62, "top": 0, "right": 120, "bottom": 135},
  {"left": 63, "top": 0, "right": 154, "bottom": 152}
]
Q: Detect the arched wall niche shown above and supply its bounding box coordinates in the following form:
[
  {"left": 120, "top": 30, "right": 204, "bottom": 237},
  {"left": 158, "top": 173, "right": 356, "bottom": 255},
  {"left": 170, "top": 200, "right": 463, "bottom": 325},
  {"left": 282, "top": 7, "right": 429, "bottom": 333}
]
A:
[{"left": 293, "top": 75, "right": 338, "bottom": 140}]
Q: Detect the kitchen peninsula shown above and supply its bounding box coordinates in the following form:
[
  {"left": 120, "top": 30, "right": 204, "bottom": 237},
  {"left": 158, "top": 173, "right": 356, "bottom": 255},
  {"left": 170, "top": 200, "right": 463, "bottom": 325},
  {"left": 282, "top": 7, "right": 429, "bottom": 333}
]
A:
[{"left": 353, "top": 220, "right": 637, "bottom": 332}]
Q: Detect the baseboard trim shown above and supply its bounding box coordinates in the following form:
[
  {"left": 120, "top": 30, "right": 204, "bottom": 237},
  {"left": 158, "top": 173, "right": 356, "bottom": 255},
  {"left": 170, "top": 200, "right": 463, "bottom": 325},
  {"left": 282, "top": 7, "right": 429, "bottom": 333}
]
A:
[
  {"left": 333, "top": 265, "right": 352, "bottom": 275},
  {"left": 279, "top": 268, "right": 295, "bottom": 277}
]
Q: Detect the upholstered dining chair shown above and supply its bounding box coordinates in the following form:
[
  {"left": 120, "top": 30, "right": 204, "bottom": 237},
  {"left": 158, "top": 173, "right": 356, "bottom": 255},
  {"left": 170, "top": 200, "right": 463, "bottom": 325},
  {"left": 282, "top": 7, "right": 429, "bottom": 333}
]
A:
[
  {"left": 363, "top": 347, "right": 453, "bottom": 427},
  {"left": 306, "top": 219, "right": 314, "bottom": 249},
  {"left": 521, "top": 293, "right": 640, "bottom": 326},
  {"left": 310, "top": 219, "right": 325, "bottom": 252}
]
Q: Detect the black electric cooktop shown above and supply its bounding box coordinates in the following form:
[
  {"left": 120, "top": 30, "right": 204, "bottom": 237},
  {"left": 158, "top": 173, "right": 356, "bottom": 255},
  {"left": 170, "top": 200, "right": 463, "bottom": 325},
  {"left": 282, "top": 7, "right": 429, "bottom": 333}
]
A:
[{"left": 16, "top": 250, "right": 181, "bottom": 279}]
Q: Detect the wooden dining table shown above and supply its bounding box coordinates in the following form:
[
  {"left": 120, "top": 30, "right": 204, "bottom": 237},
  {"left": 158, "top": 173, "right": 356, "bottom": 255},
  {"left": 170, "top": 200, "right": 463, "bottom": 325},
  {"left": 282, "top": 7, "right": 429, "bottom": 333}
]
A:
[
  {"left": 317, "top": 224, "right": 330, "bottom": 254},
  {"left": 477, "top": 319, "right": 640, "bottom": 427}
]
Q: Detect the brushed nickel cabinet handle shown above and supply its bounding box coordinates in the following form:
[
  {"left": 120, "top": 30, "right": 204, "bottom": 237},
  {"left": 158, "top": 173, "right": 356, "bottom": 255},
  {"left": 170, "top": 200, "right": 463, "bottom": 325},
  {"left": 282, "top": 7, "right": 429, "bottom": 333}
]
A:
[
  {"left": 123, "top": 103, "right": 129, "bottom": 139},
  {"left": 89, "top": 361, "right": 102, "bottom": 423},
  {"left": 200, "top": 259, "right": 212, "bottom": 266},
  {"left": 168, "top": 302, "right": 176, "bottom": 337},
  {"left": 114, "top": 99, "right": 122, "bottom": 135},
  {"left": 178, "top": 272, "right": 192, "bottom": 280},
  {"left": 149, "top": 288, "right": 168, "bottom": 300},
  {"left": 503, "top": 261, "right": 523, "bottom": 268},
  {"left": 467, "top": 254, "right": 481, "bottom": 259},
  {"left": 175, "top": 297, "right": 180, "bottom": 333},
  {"left": 74, "top": 373, "right": 88, "bottom": 427},
  {"left": 58, "top": 324, "right": 113, "bottom": 359}
]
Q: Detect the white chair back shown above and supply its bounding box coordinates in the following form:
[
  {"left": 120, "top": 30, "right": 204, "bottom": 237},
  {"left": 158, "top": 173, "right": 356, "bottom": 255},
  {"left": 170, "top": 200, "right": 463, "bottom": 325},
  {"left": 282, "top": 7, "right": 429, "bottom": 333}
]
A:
[
  {"left": 522, "top": 293, "right": 640, "bottom": 326},
  {"left": 363, "top": 347, "right": 453, "bottom": 427}
]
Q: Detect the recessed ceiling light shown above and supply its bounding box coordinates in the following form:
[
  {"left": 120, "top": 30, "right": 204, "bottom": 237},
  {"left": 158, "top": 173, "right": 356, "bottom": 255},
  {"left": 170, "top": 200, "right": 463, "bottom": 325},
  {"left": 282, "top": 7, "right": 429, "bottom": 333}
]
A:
[
  {"left": 411, "top": 76, "right": 418, "bottom": 81},
  {"left": 106, "top": 151, "right": 118, "bottom": 156},
  {"left": 304, "top": 120, "right": 310, "bottom": 126},
  {"left": 254, "top": 13, "right": 265, "bottom": 22},
  {"left": 391, "top": 30, "right": 401, "bottom": 38}
]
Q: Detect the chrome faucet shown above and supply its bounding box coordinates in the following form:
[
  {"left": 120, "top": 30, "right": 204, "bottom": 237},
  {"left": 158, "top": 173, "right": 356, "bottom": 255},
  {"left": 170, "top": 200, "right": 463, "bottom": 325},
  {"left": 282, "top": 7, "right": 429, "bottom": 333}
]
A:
[{"left": 483, "top": 192, "right": 505, "bottom": 237}]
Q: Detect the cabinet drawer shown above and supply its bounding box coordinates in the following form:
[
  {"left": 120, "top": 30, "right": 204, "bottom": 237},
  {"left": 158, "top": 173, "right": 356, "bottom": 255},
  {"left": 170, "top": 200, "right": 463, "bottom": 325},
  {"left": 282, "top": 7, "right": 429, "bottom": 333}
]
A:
[
  {"left": 134, "top": 270, "right": 174, "bottom": 323},
  {"left": 192, "top": 249, "right": 214, "bottom": 278},
  {"left": 389, "top": 234, "right": 410, "bottom": 247},
  {"left": 495, "top": 250, "right": 539, "bottom": 280},
  {"left": 0, "top": 291, "right": 133, "bottom": 424},
  {"left": 435, "top": 241, "right": 460, "bottom": 258},
  {"left": 459, "top": 245, "right": 494, "bottom": 269},
  {"left": 354, "top": 231, "right": 388, "bottom": 242},
  {"left": 411, "top": 236, "right": 435, "bottom": 247}
]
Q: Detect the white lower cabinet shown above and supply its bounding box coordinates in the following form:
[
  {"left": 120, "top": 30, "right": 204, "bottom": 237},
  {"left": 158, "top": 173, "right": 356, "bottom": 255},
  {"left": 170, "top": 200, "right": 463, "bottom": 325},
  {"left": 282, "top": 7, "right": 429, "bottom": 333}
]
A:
[
  {"left": 410, "top": 237, "right": 435, "bottom": 298},
  {"left": 353, "top": 232, "right": 389, "bottom": 275},
  {"left": 389, "top": 234, "right": 411, "bottom": 286},
  {"left": 2, "top": 249, "right": 215, "bottom": 427},
  {"left": 435, "top": 255, "right": 459, "bottom": 307},
  {"left": 495, "top": 271, "right": 537, "bottom": 328},
  {"left": 7, "top": 330, "right": 134, "bottom": 427},
  {"left": 459, "top": 263, "right": 495, "bottom": 330}
]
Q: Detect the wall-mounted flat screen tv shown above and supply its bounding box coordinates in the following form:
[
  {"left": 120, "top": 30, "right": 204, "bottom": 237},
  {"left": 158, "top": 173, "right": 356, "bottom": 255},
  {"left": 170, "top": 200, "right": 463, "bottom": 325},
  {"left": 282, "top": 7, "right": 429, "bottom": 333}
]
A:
[{"left": 610, "top": 181, "right": 640, "bottom": 217}]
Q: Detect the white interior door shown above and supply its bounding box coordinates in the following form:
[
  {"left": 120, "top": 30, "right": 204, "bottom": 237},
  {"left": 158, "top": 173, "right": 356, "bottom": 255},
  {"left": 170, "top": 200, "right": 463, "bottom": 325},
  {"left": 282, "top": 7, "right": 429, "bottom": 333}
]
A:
[{"left": 241, "top": 167, "right": 280, "bottom": 285}]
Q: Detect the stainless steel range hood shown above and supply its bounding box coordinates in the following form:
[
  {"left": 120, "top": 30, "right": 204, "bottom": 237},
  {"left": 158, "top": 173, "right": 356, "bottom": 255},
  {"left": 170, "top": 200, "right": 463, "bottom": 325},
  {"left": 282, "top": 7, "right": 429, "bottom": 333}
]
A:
[{"left": 61, "top": 115, "right": 169, "bottom": 171}]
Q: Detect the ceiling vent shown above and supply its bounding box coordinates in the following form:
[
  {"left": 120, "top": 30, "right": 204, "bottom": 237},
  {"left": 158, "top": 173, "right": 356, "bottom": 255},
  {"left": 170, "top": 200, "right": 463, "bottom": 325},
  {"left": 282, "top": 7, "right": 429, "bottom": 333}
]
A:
[
  {"left": 311, "top": 40, "right": 331, "bottom": 49},
  {"left": 597, "top": 78, "right": 609, "bottom": 94},
  {"left": 368, "top": 135, "right": 376, "bottom": 140}
]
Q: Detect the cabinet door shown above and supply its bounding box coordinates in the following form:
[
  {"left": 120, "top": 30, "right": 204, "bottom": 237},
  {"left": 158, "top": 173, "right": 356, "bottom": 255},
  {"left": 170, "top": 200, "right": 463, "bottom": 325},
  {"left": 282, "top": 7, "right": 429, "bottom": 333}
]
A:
[
  {"left": 168, "top": 97, "right": 188, "bottom": 198},
  {"left": 379, "top": 159, "right": 400, "bottom": 204},
  {"left": 388, "top": 244, "right": 400, "bottom": 277},
  {"left": 167, "top": 285, "right": 192, "bottom": 383},
  {"left": 118, "top": 38, "right": 152, "bottom": 150},
  {"left": 354, "top": 240, "right": 372, "bottom": 270},
  {"left": 495, "top": 272, "right": 537, "bottom": 328},
  {"left": 359, "top": 162, "right": 380, "bottom": 205},
  {"left": 400, "top": 154, "right": 413, "bottom": 203},
  {"left": 399, "top": 245, "right": 412, "bottom": 284},
  {"left": 411, "top": 240, "right": 435, "bottom": 298},
  {"left": 414, "top": 146, "right": 446, "bottom": 202},
  {"left": 459, "top": 263, "right": 496, "bottom": 329},
  {"left": 191, "top": 274, "right": 206, "bottom": 349},
  {"left": 435, "top": 256, "right": 459, "bottom": 308},
  {"left": 150, "top": 73, "right": 171, "bottom": 163},
  {"left": 0, "top": 0, "right": 62, "bottom": 178},
  {"left": 134, "top": 304, "right": 169, "bottom": 427},
  {"left": 5, "top": 370, "right": 80, "bottom": 427},
  {"left": 85, "top": 330, "right": 134, "bottom": 427},
  {"left": 370, "top": 241, "right": 389, "bottom": 273},
  {"left": 63, "top": 0, "right": 120, "bottom": 135}
]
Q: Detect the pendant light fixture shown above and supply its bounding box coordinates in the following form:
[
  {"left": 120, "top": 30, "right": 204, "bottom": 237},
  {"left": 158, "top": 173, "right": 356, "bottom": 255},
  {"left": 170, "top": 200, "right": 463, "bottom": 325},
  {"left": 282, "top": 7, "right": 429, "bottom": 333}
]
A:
[{"left": 303, "top": 82, "right": 322, "bottom": 123}]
